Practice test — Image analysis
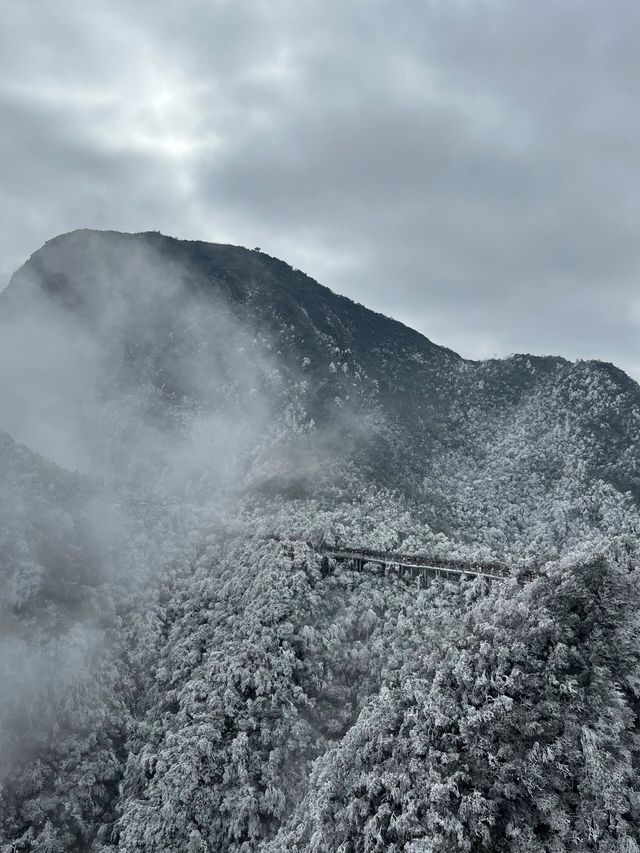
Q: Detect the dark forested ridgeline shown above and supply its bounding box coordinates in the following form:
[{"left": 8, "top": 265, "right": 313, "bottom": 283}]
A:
[{"left": 6, "top": 228, "right": 640, "bottom": 503}]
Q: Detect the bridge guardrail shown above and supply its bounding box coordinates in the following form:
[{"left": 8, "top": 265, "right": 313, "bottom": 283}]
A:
[{"left": 282, "top": 543, "right": 518, "bottom": 584}]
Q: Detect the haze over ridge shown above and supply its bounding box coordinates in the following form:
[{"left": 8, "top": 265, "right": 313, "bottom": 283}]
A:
[{"left": 3, "top": 227, "right": 639, "bottom": 510}]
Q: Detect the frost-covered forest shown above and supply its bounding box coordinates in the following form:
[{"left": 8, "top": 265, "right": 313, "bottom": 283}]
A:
[{"left": 1, "top": 230, "right": 640, "bottom": 852}]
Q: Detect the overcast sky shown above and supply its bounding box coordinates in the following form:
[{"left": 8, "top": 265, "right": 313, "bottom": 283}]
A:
[{"left": 2, "top": 0, "right": 640, "bottom": 377}]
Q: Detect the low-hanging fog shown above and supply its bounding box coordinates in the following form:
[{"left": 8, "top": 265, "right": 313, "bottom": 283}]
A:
[
  {"left": 0, "top": 233, "right": 279, "bottom": 487},
  {"left": 0, "top": 233, "right": 292, "bottom": 786}
]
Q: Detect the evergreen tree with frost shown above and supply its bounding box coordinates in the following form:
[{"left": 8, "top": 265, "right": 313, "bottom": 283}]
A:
[{"left": 274, "top": 550, "right": 640, "bottom": 852}]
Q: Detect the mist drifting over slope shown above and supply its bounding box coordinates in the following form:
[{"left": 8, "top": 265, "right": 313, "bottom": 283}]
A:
[
  {"left": 0, "top": 230, "right": 282, "bottom": 488},
  {"left": 2, "top": 230, "right": 640, "bottom": 852},
  {"left": 0, "top": 231, "right": 285, "bottom": 803}
]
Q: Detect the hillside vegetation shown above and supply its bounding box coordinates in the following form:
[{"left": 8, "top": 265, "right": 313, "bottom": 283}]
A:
[{"left": 1, "top": 230, "right": 639, "bottom": 852}]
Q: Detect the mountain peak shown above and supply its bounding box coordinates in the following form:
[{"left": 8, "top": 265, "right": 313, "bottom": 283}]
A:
[
  {"left": 3, "top": 228, "right": 640, "bottom": 500},
  {"left": 7, "top": 228, "right": 458, "bottom": 361}
]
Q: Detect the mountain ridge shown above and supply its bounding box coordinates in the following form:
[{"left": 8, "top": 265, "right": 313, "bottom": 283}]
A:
[
  {"left": 3, "top": 227, "right": 461, "bottom": 363},
  {"left": 3, "top": 227, "right": 640, "bottom": 506}
]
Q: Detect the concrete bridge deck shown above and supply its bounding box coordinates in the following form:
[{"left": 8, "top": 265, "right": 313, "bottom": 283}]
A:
[
  {"left": 279, "top": 543, "right": 513, "bottom": 585},
  {"left": 321, "top": 548, "right": 509, "bottom": 586},
  {"left": 321, "top": 548, "right": 509, "bottom": 583}
]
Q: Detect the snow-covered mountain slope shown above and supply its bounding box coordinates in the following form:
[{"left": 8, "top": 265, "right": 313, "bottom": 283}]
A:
[{"left": 2, "top": 230, "right": 640, "bottom": 852}]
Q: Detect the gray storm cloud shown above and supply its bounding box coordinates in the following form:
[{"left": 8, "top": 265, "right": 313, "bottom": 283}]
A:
[{"left": 1, "top": 0, "right": 640, "bottom": 377}]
